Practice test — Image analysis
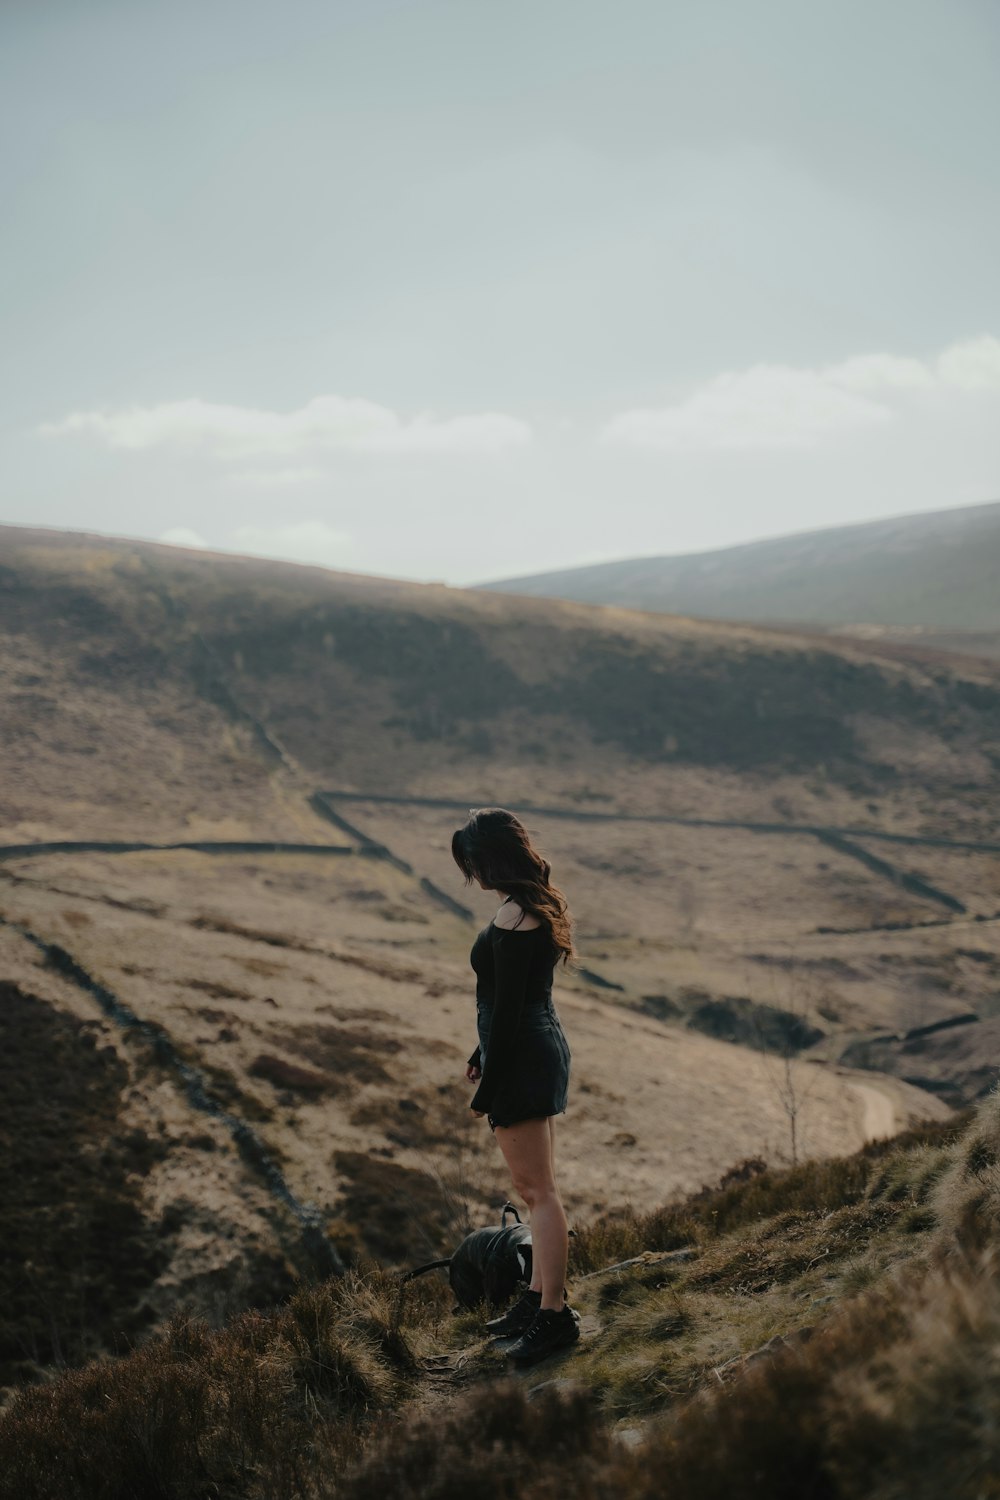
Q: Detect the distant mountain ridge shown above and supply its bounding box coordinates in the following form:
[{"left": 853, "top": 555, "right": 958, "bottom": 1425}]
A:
[{"left": 471, "top": 499, "right": 1000, "bottom": 639}]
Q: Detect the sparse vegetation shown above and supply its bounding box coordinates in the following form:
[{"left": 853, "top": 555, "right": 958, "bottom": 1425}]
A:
[
  {"left": 350, "top": 1083, "right": 466, "bottom": 1149},
  {"left": 249, "top": 1052, "right": 335, "bottom": 1094},
  {"left": 334, "top": 1380, "right": 614, "bottom": 1500},
  {"left": 5, "top": 1093, "right": 998, "bottom": 1497},
  {"left": 329, "top": 1151, "right": 466, "bottom": 1264},
  {"left": 7, "top": 529, "right": 1000, "bottom": 833},
  {"left": 691, "top": 994, "right": 824, "bottom": 1054},
  {"left": 0, "top": 1268, "right": 429, "bottom": 1500},
  {"left": 278, "top": 1021, "right": 402, "bottom": 1087},
  {"left": 5, "top": 528, "right": 1000, "bottom": 1494},
  {"left": 0, "top": 982, "right": 168, "bottom": 1386},
  {"left": 567, "top": 1110, "right": 971, "bottom": 1276}
]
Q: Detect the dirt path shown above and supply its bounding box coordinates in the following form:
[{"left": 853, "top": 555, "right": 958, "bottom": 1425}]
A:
[{"left": 843, "top": 1077, "right": 898, "bottom": 1140}]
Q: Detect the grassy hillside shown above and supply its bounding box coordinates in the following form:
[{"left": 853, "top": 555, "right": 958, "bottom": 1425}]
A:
[
  {"left": 3, "top": 523, "right": 1000, "bottom": 845},
  {"left": 2, "top": 521, "right": 999, "bottom": 1432},
  {"left": 2, "top": 843, "right": 960, "bottom": 1388},
  {"left": 472, "top": 498, "right": 1000, "bottom": 643},
  {"left": 3, "top": 1096, "right": 997, "bottom": 1499}
]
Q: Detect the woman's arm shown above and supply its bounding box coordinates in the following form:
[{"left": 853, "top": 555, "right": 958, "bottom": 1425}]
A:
[{"left": 468, "top": 926, "right": 532, "bottom": 1115}]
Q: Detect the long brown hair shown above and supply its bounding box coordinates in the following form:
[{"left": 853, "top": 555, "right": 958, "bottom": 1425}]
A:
[{"left": 451, "top": 807, "right": 576, "bottom": 967}]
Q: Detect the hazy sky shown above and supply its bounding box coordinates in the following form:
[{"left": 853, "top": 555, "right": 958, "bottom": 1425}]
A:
[{"left": 3, "top": 0, "right": 998, "bottom": 585}]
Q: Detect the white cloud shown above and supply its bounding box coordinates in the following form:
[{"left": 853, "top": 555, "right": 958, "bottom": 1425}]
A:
[
  {"left": 826, "top": 354, "right": 935, "bottom": 393},
  {"left": 603, "top": 366, "right": 889, "bottom": 451},
  {"left": 936, "top": 335, "right": 1000, "bottom": 391},
  {"left": 227, "top": 519, "right": 352, "bottom": 568},
  {"left": 223, "top": 466, "right": 324, "bottom": 487},
  {"left": 601, "top": 335, "right": 1000, "bottom": 452},
  {"left": 158, "top": 527, "right": 208, "bottom": 548},
  {"left": 36, "top": 395, "right": 532, "bottom": 457}
]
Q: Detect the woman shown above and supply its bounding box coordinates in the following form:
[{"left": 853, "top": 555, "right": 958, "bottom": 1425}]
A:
[{"left": 451, "top": 806, "right": 580, "bottom": 1366}]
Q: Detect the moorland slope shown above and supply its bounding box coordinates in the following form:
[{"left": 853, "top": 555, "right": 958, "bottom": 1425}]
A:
[
  {"left": 474, "top": 498, "right": 1000, "bottom": 659},
  {"left": 1, "top": 523, "right": 997, "bottom": 1396},
  {"left": 4, "top": 1091, "right": 999, "bottom": 1499}
]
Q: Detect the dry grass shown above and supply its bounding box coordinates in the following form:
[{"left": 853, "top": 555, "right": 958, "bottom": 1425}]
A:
[
  {"left": 568, "top": 1110, "right": 972, "bottom": 1277},
  {"left": 0, "top": 1268, "right": 421, "bottom": 1500},
  {"left": 284, "top": 1212, "right": 1000, "bottom": 1491},
  {"left": 4, "top": 1095, "right": 1000, "bottom": 1499},
  {"left": 550, "top": 1107, "right": 977, "bottom": 1422},
  {"left": 604, "top": 1245, "right": 1000, "bottom": 1500},
  {"left": 325, "top": 1238, "right": 1000, "bottom": 1500},
  {"left": 926, "top": 1080, "right": 1000, "bottom": 1255}
]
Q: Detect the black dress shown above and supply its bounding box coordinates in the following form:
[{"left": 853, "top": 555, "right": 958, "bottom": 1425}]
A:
[{"left": 467, "top": 917, "right": 571, "bottom": 1132}]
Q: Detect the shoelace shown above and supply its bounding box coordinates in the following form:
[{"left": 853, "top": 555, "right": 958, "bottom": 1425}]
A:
[{"left": 518, "top": 1307, "right": 567, "bottom": 1343}]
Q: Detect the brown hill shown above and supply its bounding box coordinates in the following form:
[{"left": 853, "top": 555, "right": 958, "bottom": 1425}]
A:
[
  {"left": 3, "top": 522, "right": 1000, "bottom": 842},
  {"left": 2, "top": 523, "right": 998, "bottom": 1383},
  {"left": 470, "top": 498, "right": 1000, "bottom": 657}
]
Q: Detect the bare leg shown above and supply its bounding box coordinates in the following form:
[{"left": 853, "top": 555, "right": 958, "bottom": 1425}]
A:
[
  {"left": 527, "top": 1118, "right": 557, "bottom": 1294},
  {"left": 494, "top": 1116, "right": 568, "bottom": 1311}
]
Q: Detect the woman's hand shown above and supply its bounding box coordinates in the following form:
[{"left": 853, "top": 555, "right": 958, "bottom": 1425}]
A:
[{"left": 465, "top": 1060, "right": 484, "bottom": 1115}]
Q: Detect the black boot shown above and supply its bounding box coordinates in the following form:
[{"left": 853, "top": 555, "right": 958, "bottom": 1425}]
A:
[
  {"left": 484, "top": 1288, "right": 541, "bottom": 1338},
  {"left": 506, "top": 1304, "right": 581, "bottom": 1367}
]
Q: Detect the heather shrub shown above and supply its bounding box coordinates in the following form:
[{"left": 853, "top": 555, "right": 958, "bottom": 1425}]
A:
[
  {"left": 0, "top": 1272, "right": 408, "bottom": 1500},
  {"left": 1, "top": 1316, "right": 305, "bottom": 1500},
  {"left": 0, "top": 982, "right": 168, "bottom": 1383},
  {"left": 334, "top": 1378, "right": 616, "bottom": 1500}
]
